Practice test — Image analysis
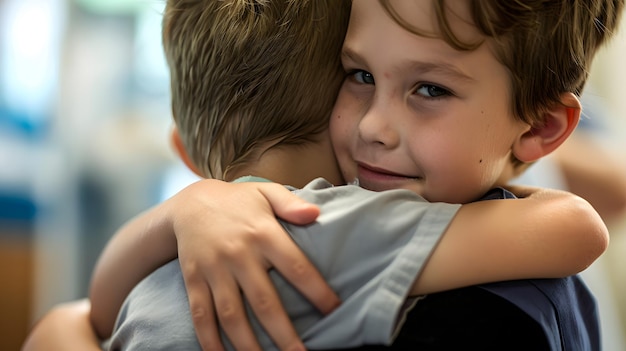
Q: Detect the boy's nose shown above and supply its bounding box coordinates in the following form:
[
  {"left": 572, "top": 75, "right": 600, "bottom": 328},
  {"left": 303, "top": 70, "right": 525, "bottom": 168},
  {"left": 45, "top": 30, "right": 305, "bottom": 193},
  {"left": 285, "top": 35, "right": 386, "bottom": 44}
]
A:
[{"left": 357, "top": 100, "right": 400, "bottom": 149}]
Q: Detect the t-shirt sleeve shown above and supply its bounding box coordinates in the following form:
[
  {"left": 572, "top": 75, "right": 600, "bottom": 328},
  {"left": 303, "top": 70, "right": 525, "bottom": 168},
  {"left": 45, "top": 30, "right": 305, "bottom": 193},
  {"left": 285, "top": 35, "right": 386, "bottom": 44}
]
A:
[
  {"left": 288, "top": 178, "right": 461, "bottom": 348},
  {"left": 104, "top": 260, "right": 202, "bottom": 351}
]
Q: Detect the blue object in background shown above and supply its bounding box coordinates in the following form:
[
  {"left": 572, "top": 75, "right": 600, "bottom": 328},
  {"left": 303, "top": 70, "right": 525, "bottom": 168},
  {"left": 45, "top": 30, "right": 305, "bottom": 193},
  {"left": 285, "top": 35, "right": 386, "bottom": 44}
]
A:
[{"left": 0, "top": 193, "right": 37, "bottom": 222}]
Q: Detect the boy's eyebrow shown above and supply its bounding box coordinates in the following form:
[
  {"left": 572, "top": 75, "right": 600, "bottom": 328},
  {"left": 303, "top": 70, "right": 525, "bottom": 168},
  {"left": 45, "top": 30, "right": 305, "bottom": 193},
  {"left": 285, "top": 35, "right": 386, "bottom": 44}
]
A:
[
  {"left": 341, "top": 47, "right": 363, "bottom": 65},
  {"left": 405, "top": 61, "right": 476, "bottom": 83},
  {"left": 342, "top": 46, "right": 475, "bottom": 83}
]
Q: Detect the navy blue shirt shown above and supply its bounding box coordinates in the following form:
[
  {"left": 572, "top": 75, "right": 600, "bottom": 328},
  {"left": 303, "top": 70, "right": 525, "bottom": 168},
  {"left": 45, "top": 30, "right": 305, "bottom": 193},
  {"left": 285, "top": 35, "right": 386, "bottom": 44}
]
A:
[{"left": 331, "top": 188, "right": 600, "bottom": 351}]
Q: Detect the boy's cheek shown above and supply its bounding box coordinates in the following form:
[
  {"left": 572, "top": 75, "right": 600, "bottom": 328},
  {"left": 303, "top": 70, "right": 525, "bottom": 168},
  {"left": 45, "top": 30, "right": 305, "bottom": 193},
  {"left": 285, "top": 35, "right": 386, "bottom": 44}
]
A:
[
  {"left": 328, "top": 116, "right": 351, "bottom": 154},
  {"left": 333, "top": 152, "right": 357, "bottom": 186}
]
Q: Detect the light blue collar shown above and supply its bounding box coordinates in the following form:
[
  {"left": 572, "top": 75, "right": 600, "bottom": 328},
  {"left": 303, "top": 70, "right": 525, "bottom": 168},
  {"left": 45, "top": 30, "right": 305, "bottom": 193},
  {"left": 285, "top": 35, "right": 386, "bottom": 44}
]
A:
[{"left": 232, "top": 176, "right": 273, "bottom": 183}]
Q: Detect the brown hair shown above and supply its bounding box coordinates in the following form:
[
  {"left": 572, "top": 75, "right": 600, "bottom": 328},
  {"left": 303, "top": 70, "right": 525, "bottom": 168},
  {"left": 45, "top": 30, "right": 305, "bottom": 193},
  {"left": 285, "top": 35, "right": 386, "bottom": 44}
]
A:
[
  {"left": 380, "top": 0, "right": 623, "bottom": 170},
  {"left": 163, "top": 0, "right": 351, "bottom": 179},
  {"left": 380, "top": 0, "right": 624, "bottom": 126}
]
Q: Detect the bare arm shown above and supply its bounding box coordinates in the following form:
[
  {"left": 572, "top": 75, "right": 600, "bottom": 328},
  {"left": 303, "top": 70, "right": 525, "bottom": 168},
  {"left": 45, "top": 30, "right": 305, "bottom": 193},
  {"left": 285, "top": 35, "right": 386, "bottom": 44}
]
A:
[
  {"left": 412, "top": 186, "right": 608, "bottom": 295},
  {"left": 88, "top": 179, "right": 338, "bottom": 351},
  {"left": 89, "top": 202, "right": 175, "bottom": 340},
  {"left": 22, "top": 299, "right": 100, "bottom": 351}
]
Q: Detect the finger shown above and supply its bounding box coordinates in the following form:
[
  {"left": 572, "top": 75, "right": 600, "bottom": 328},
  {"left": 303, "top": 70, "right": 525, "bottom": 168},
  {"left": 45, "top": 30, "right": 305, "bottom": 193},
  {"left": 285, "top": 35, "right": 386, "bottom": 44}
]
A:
[
  {"left": 210, "top": 268, "right": 262, "bottom": 351},
  {"left": 256, "top": 183, "right": 320, "bottom": 225},
  {"left": 236, "top": 258, "right": 305, "bottom": 351},
  {"left": 257, "top": 219, "right": 341, "bottom": 315},
  {"left": 181, "top": 264, "right": 225, "bottom": 351},
  {"left": 270, "top": 245, "right": 341, "bottom": 315}
]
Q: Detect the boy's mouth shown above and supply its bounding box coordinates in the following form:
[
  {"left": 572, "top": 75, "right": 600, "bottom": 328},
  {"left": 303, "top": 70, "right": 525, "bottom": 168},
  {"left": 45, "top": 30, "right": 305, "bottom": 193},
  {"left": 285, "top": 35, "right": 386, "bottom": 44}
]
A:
[{"left": 356, "top": 162, "right": 422, "bottom": 192}]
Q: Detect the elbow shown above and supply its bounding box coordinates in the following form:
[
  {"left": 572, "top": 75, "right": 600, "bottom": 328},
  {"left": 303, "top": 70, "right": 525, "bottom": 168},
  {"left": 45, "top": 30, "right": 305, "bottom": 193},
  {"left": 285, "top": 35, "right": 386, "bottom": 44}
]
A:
[
  {"left": 562, "top": 197, "right": 610, "bottom": 275},
  {"left": 573, "top": 222, "right": 609, "bottom": 274},
  {"left": 580, "top": 199, "right": 610, "bottom": 265}
]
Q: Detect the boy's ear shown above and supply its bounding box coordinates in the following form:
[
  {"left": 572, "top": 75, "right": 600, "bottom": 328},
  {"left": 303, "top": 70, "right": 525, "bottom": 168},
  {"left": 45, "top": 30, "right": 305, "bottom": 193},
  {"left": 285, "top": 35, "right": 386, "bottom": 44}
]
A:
[
  {"left": 170, "top": 126, "right": 204, "bottom": 177},
  {"left": 512, "top": 92, "right": 581, "bottom": 163}
]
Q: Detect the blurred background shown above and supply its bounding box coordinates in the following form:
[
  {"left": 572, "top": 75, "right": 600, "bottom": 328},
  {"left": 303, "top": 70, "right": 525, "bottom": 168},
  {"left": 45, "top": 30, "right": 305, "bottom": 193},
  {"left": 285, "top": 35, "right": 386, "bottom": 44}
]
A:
[{"left": 1, "top": 0, "right": 625, "bottom": 350}]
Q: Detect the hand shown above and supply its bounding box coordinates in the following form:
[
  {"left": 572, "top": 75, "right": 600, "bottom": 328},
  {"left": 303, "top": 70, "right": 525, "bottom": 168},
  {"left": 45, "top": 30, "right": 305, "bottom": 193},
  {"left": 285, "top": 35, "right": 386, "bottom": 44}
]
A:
[{"left": 165, "top": 179, "right": 341, "bottom": 351}]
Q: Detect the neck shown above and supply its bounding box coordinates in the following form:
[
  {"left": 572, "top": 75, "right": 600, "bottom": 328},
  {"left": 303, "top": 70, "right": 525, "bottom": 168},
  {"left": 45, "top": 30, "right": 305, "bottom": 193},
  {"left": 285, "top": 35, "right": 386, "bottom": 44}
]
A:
[{"left": 226, "top": 130, "right": 344, "bottom": 188}]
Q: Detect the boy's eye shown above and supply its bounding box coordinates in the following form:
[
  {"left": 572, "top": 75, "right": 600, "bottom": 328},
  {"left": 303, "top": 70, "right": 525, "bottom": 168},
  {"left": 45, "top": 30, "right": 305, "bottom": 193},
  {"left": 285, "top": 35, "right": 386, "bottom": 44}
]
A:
[
  {"left": 351, "top": 70, "right": 375, "bottom": 84},
  {"left": 415, "top": 84, "right": 451, "bottom": 98}
]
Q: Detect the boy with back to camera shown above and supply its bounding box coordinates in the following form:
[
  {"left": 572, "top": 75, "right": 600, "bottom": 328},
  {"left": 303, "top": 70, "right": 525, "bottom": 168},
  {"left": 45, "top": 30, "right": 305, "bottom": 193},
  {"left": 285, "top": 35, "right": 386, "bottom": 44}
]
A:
[{"left": 22, "top": 0, "right": 621, "bottom": 350}]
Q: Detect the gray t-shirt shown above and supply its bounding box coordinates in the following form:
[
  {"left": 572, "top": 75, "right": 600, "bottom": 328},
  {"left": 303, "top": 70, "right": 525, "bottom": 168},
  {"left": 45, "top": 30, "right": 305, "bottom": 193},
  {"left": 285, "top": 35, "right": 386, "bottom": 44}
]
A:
[{"left": 105, "top": 178, "right": 461, "bottom": 350}]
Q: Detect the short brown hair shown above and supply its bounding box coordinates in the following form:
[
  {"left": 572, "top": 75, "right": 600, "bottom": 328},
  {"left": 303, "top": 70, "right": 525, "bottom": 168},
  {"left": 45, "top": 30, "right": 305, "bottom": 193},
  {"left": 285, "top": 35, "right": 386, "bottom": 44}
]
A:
[
  {"left": 163, "top": 0, "right": 351, "bottom": 179},
  {"left": 380, "top": 0, "right": 623, "bottom": 171}
]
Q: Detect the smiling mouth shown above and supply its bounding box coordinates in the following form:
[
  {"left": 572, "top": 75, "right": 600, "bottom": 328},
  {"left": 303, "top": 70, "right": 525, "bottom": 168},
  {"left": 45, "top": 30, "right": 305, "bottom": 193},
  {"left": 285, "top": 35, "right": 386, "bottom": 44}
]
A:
[
  {"left": 356, "top": 165, "right": 422, "bottom": 192},
  {"left": 355, "top": 163, "right": 423, "bottom": 190},
  {"left": 357, "top": 162, "right": 419, "bottom": 179}
]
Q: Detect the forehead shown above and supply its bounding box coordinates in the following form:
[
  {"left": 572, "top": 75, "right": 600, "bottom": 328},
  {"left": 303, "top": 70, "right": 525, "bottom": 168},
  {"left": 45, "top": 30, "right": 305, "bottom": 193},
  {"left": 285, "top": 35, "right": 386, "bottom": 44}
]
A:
[
  {"left": 345, "top": 1, "right": 500, "bottom": 76},
  {"left": 351, "top": 0, "right": 484, "bottom": 45}
]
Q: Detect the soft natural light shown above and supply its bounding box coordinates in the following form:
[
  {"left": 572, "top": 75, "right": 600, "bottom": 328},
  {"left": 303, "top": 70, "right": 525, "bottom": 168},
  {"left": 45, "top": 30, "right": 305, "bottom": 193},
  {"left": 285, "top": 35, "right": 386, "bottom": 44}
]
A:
[{"left": 0, "top": 0, "right": 64, "bottom": 122}]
